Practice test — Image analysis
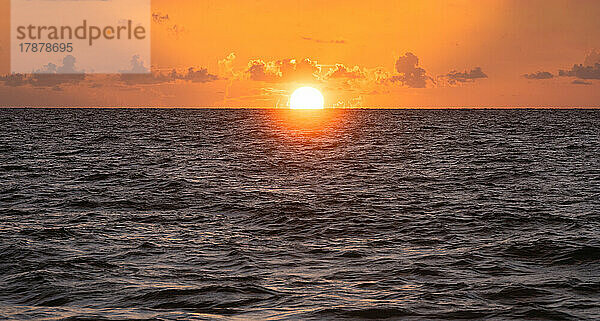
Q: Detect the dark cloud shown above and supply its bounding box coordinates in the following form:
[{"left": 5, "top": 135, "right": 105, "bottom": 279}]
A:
[
  {"left": 1, "top": 55, "right": 218, "bottom": 88},
  {"left": 119, "top": 55, "right": 150, "bottom": 74},
  {"left": 301, "top": 36, "right": 346, "bottom": 44},
  {"left": 34, "top": 55, "right": 83, "bottom": 75},
  {"left": 118, "top": 54, "right": 218, "bottom": 85},
  {"left": 181, "top": 68, "right": 219, "bottom": 83},
  {"left": 572, "top": 80, "right": 593, "bottom": 85},
  {"left": 245, "top": 58, "right": 320, "bottom": 82},
  {"left": 1, "top": 74, "right": 29, "bottom": 87},
  {"left": 246, "top": 60, "right": 278, "bottom": 81},
  {"left": 444, "top": 67, "right": 488, "bottom": 84},
  {"left": 0, "top": 73, "right": 85, "bottom": 88},
  {"left": 120, "top": 67, "right": 218, "bottom": 85},
  {"left": 523, "top": 71, "right": 554, "bottom": 80},
  {"left": 389, "top": 53, "right": 431, "bottom": 88},
  {"left": 288, "top": 59, "right": 320, "bottom": 81},
  {"left": 31, "top": 73, "right": 86, "bottom": 87},
  {"left": 559, "top": 64, "right": 600, "bottom": 80},
  {"left": 0, "top": 55, "right": 85, "bottom": 88},
  {"left": 119, "top": 55, "right": 164, "bottom": 85},
  {"left": 119, "top": 72, "right": 173, "bottom": 85},
  {"left": 557, "top": 50, "right": 600, "bottom": 80},
  {"left": 325, "top": 64, "right": 365, "bottom": 79}
]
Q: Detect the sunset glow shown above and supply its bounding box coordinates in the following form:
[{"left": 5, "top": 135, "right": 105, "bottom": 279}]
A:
[{"left": 1, "top": 0, "right": 600, "bottom": 107}]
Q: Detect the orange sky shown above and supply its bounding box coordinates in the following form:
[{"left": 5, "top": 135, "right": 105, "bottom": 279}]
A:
[{"left": 1, "top": 0, "right": 600, "bottom": 107}]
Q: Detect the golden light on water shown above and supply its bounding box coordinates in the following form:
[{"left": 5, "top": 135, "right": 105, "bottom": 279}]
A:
[
  {"left": 290, "top": 87, "right": 325, "bottom": 110},
  {"left": 271, "top": 108, "right": 345, "bottom": 136}
]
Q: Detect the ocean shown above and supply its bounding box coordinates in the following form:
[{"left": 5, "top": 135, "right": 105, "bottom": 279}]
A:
[{"left": 0, "top": 108, "right": 599, "bottom": 320}]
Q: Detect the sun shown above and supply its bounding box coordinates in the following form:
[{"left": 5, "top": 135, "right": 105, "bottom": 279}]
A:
[{"left": 290, "top": 87, "right": 325, "bottom": 109}]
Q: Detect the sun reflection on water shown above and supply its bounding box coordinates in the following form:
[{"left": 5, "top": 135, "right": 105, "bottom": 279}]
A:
[{"left": 269, "top": 108, "right": 346, "bottom": 136}]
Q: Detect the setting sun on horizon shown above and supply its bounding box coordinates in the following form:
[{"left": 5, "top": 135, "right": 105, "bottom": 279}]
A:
[{"left": 289, "top": 87, "right": 325, "bottom": 109}]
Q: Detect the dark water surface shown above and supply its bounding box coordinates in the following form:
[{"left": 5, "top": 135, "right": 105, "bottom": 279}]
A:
[{"left": 0, "top": 109, "right": 599, "bottom": 320}]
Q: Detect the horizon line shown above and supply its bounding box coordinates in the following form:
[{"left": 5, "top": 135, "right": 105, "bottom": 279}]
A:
[{"left": 1, "top": 106, "right": 600, "bottom": 110}]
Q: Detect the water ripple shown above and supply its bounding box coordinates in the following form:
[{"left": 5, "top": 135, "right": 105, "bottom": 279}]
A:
[{"left": 0, "top": 109, "right": 599, "bottom": 320}]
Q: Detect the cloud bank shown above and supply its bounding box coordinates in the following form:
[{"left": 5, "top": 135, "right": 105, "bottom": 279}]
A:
[
  {"left": 523, "top": 71, "right": 554, "bottom": 79},
  {"left": 442, "top": 67, "right": 488, "bottom": 84}
]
